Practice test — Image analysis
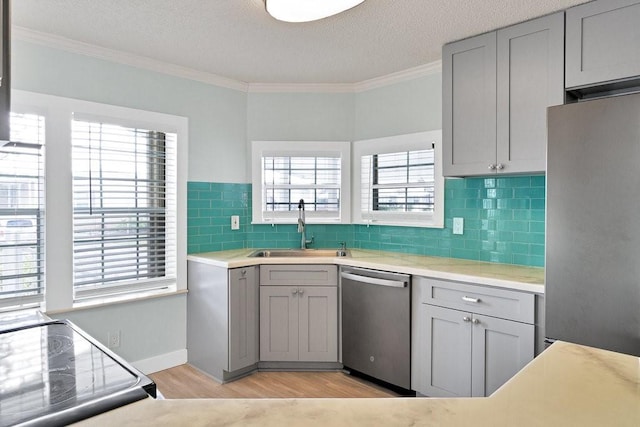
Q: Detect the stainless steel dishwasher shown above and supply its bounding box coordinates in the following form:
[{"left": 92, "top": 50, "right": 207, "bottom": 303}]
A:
[{"left": 341, "top": 266, "right": 411, "bottom": 390}]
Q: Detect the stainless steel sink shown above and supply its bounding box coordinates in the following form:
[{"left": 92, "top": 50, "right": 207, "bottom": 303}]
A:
[{"left": 249, "top": 249, "right": 350, "bottom": 258}]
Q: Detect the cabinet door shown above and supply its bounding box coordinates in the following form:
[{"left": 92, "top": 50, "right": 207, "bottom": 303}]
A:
[
  {"left": 421, "top": 305, "right": 472, "bottom": 397},
  {"left": 298, "top": 286, "right": 338, "bottom": 362},
  {"left": 471, "top": 315, "right": 534, "bottom": 397},
  {"left": 260, "top": 286, "right": 299, "bottom": 361},
  {"left": 186, "top": 261, "right": 229, "bottom": 378},
  {"left": 566, "top": 0, "right": 640, "bottom": 88},
  {"left": 496, "top": 12, "right": 564, "bottom": 174},
  {"left": 228, "top": 267, "right": 259, "bottom": 372},
  {"left": 443, "top": 32, "right": 497, "bottom": 177}
]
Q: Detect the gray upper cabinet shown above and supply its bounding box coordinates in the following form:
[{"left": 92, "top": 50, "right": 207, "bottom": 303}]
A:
[
  {"left": 566, "top": 0, "right": 640, "bottom": 90},
  {"left": 443, "top": 13, "right": 564, "bottom": 176},
  {"left": 496, "top": 13, "right": 564, "bottom": 173},
  {"left": 443, "top": 32, "right": 497, "bottom": 177}
]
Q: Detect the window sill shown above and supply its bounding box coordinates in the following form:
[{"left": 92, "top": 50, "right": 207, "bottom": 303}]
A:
[
  {"left": 46, "top": 288, "right": 188, "bottom": 316},
  {"left": 355, "top": 220, "right": 445, "bottom": 229}
]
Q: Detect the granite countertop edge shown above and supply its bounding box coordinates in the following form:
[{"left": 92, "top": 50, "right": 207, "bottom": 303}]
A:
[{"left": 187, "top": 248, "right": 545, "bottom": 294}]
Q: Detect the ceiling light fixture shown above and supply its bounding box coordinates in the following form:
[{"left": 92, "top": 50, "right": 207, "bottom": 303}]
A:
[{"left": 264, "top": 0, "right": 365, "bottom": 23}]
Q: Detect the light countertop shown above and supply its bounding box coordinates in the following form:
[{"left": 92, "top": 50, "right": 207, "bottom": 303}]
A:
[
  {"left": 75, "top": 341, "right": 640, "bottom": 426},
  {"left": 187, "top": 248, "right": 545, "bottom": 294}
]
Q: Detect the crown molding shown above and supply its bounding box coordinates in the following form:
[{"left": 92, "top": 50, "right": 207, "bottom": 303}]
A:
[
  {"left": 247, "top": 82, "right": 355, "bottom": 93},
  {"left": 13, "top": 26, "right": 249, "bottom": 92},
  {"left": 14, "top": 26, "right": 442, "bottom": 94},
  {"left": 353, "top": 61, "right": 442, "bottom": 92}
]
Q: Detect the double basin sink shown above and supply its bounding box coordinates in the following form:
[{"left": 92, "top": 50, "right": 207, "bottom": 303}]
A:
[{"left": 249, "top": 248, "right": 350, "bottom": 258}]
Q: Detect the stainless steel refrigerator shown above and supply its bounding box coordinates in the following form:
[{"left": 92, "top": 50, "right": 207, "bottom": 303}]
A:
[{"left": 546, "top": 92, "right": 640, "bottom": 357}]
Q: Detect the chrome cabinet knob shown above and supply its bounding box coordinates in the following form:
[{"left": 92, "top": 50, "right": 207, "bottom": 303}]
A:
[
  {"left": 292, "top": 289, "right": 298, "bottom": 295},
  {"left": 488, "top": 164, "right": 496, "bottom": 170},
  {"left": 472, "top": 318, "right": 481, "bottom": 324},
  {"left": 496, "top": 163, "right": 505, "bottom": 170},
  {"left": 241, "top": 269, "right": 247, "bottom": 276},
  {"left": 463, "top": 316, "right": 471, "bottom": 322},
  {"left": 298, "top": 289, "right": 304, "bottom": 296}
]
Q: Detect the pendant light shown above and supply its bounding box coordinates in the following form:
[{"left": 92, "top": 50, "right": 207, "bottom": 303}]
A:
[{"left": 264, "top": 0, "right": 365, "bottom": 23}]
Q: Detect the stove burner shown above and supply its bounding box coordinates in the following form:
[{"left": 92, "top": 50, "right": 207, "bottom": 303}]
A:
[
  {"left": 47, "top": 334, "right": 74, "bottom": 358},
  {"left": 49, "top": 372, "right": 79, "bottom": 405},
  {"left": 0, "top": 320, "right": 154, "bottom": 426}
]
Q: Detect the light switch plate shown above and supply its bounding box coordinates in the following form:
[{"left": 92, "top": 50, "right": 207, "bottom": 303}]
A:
[
  {"left": 453, "top": 217, "right": 464, "bottom": 235},
  {"left": 231, "top": 215, "right": 240, "bottom": 230}
]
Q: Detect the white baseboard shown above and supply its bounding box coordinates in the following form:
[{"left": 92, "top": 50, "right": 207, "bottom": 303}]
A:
[{"left": 132, "top": 349, "right": 188, "bottom": 375}]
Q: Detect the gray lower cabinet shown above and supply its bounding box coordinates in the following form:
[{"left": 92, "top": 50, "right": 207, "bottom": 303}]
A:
[
  {"left": 260, "top": 285, "right": 338, "bottom": 362},
  {"left": 443, "top": 12, "right": 564, "bottom": 176},
  {"left": 566, "top": 0, "right": 640, "bottom": 90},
  {"left": 228, "top": 267, "right": 260, "bottom": 372},
  {"left": 259, "top": 264, "right": 338, "bottom": 363},
  {"left": 412, "top": 277, "right": 535, "bottom": 397},
  {"left": 187, "top": 262, "right": 259, "bottom": 382}
]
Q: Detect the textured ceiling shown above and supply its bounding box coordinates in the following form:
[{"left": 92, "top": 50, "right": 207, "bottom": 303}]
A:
[{"left": 12, "top": 0, "right": 590, "bottom": 84}]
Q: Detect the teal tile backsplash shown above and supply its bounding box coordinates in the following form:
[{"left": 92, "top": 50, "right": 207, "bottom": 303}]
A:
[{"left": 187, "top": 175, "right": 546, "bottom": 267}]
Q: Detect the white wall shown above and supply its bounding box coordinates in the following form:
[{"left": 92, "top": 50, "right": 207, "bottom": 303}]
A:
[
  {"left": 63, "top": 294, "right": 187, "bottom": 372},
  {"left": 354, "top": 72, "right": 442, "bottom": 140},
  {"left": 12, "top": 39, "right": 248, "bottom": 183}
]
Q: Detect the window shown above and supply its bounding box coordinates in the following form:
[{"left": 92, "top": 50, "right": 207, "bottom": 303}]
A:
[
  {"left": 0, "top": 113, "right": 45, "bottom": 309},
  {"left": 252, "top": 141, "right": 351, "bottom": 224},
  {"left": 72, "top": 117, "right": 178, "bottom": 299},
  {"left": 353, "top": 131, "right": 444, "bottom": 227}
]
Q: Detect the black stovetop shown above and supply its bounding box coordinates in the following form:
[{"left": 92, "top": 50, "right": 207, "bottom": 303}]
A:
[{"left": 0, "top": 320, "right": 155, "bottom": 426}]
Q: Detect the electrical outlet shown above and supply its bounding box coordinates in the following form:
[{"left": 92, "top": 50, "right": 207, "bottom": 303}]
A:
[
  {"left": 231, "top": 215, "right": 240, "bottom": 230},
  {"left": 108, "top": 330, "right": 121, "bottom": 348},
  {"left": 453, "top": 217, "right": 464, "bottom": 235}
]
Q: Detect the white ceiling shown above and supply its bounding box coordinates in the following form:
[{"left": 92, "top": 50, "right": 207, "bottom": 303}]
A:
[{"left": 12, "top": 0, "right": 590, "bottom": 85}]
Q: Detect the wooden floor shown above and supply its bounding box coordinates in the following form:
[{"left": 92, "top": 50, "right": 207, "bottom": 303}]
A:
[{"left": 150, "top": 365, "right": 399, "bottom": 399}]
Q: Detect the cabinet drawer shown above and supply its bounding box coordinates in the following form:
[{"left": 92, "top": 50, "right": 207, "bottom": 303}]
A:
[
  {"left": 260, "top": 265, "right": 337, "bottom": 286},
  {"left": 421, "top": 278, "right": 534, "bottom": 323}
]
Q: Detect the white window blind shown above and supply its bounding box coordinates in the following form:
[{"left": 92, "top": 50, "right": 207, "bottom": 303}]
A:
[
  {"left": 353, "top": 131, "right": 444, "bottom": 227},
  {"left": 252, "top": 141, "right": 351, "bottom": 224},
  {"left": 0, "top": 113, "right": 45, "bottom": 309},
  {"left": 361, "top": 149, "right": 435, "bottom": 213},
  {"left": 262, "top": 155, "right": 341, "bottom": 215},
  {"left": 72, "top": 119, "right": 177, "bottom": 299}
]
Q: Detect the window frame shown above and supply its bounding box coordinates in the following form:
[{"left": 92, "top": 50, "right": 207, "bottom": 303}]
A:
[
  {"left": 71, "top": 118, "right": 178, "bottom": 301},
  {"left": 0, "top": 112, "right": 46, "bottom": 310},
  {"left": 352, "top": 130, "right": 444, "bottom": 228},
  {"left": 251, "top": 140, "right": 351, "bottom": 224},
  {"left": 12, "top": 90, "right": 188, "bottom": 312}
]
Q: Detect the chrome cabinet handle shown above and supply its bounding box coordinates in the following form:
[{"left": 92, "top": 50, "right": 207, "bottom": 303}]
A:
[
  {"left": 496, "top": 163, "right": 505, "bottom": 170},
  {"left": 298, "top": 289, "right": 304, "bottom": 296},
  {"left": 488, "top": 164, "right": 496, "bottom": 170},
  {"left": 463, "top": 316, "right": 471, "bottom": 322},
  {"left": 241, "top": 269, "right": 247, "bottom": 276},
  {"left": 462, "top": 296, "right": 480, "bottom": 303},
  {"left": 292, "top": 289, "right": 298, "bottom": 295},
  {"left": 472, "top": 318, "right": 481, "bottom": 325}
]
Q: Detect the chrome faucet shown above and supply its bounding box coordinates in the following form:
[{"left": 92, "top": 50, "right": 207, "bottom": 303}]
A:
[{"left": 297, "top": 199, "right": 314, "bottom": 249}]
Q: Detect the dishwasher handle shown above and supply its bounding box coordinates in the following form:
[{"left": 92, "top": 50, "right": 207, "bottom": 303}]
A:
[{"left": 341, "top": 272, "right": 407, "bottom": 288}]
